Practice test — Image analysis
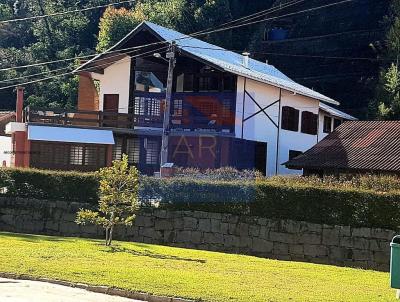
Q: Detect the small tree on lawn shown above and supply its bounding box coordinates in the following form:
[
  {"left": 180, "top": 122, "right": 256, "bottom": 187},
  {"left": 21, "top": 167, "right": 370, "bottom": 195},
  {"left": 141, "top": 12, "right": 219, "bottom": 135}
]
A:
[{"left": 76, "top": 154, "right": 139, "bottom": 246}]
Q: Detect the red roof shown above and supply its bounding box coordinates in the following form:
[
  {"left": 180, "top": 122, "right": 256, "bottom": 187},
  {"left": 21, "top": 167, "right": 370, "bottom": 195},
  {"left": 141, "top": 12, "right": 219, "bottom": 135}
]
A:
[
  {"left": 0, "top": 111, "right": 15, "bottom": 135},
  {"left": 285, "top": 121, "right": 400, "bottom": 173}
]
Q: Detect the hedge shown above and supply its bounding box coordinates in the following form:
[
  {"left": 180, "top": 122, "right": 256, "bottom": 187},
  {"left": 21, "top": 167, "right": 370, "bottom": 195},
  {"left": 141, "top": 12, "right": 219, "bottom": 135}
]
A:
[
  {"left": 0, "top": 168, "right": 98, "bottom": 203},
  {"left": 2, "top": 168, "right": 400, "bottom": 230},
  {"left": 145, "top": 177, "right": 400, "bottom": 230}
]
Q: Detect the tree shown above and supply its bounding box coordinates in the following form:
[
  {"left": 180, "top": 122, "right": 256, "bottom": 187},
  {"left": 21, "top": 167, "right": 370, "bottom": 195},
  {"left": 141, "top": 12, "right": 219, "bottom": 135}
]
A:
[
  {"left": 96, "top": 0, "right": 189, "bottom": 52},
  {"left": 370, "top": 0, "right": 400, "bottom": 120},
  {"left": 76, "top": 155, "right": 140, "bottom": 246}
]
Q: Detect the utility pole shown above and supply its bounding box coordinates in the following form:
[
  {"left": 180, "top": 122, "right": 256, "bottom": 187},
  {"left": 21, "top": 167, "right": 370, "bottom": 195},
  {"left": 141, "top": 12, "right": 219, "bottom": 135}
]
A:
[{"left": 160, "top": 42, "right": 176, "bottom": 176}]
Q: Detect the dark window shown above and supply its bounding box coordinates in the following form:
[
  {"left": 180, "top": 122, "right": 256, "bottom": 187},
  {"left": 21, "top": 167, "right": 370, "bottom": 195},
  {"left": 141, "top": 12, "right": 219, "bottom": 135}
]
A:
[
  {"left": 223, "top": 74, "right": 235, "bottom": 91},
  {"left": 289, "top": 150, "right": 303, "bottom": 160},
  {"left": 183, "top": 74, "right": 194, "bottom": 92},
  {"left": 113, "top": 137, "right": 123, "bottom": 161},
  {"left": 323, "top": 116, "right": 332, "bottom": 133},
  {"left": 281, "top": 106, "right": 299, "bottom": 131},
  {"left": 301, "top": 111, "right": 318, "bottom": 135},
  {"left": 288, "top": 150, "right": 303, "bottom": 170},
  {"left": 333, "top": 118, "right": 342, "bottom": 129},
  {"left": 31, "top": 142, "right": 106, "bottom": 171},
  {"left": 145, "top": 139, "right": 159, "bottom": 165},
  {"left": 127, "top": 138, "right": 140, "bottom": 164},
  {"left": 199, "top": 75, "right": 219, "bottom": 92}
]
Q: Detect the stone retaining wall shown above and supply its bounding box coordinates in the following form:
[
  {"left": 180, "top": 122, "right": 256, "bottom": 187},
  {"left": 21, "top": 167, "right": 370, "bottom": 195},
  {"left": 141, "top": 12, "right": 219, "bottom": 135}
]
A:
[{"left": 0, "top": 197, "right": 394, "bottom": 271}]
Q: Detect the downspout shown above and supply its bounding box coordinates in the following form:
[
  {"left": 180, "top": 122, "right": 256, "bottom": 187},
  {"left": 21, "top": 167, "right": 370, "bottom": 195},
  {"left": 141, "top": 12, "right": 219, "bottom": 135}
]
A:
[
  {"left": 241, "top": 77, "right": 247, "bottom": 139},
  {"left": 275, "top": 88, "right": 282, "bottom": 175}
]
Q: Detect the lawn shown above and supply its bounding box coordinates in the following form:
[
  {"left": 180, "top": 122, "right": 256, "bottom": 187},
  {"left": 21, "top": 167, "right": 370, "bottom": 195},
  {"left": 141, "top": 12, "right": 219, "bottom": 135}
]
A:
[{"left": 0, "top": 232, "right": 394, "bottom": 302}]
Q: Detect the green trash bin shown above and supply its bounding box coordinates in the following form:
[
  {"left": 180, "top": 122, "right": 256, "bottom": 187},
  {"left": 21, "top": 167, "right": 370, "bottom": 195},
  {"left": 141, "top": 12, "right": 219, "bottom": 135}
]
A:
[{"left": 390, "top": 235, "right": 400, "bottom": 289}]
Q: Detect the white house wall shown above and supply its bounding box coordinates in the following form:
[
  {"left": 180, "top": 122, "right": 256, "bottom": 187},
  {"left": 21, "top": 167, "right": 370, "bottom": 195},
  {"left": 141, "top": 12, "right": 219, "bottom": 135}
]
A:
[
  {"left": 94, "top": 57, "right": 131, "bottom": 114},
  {"left": 0, "top": 136, "right": 11, "bottom": 167},
  {"left": 235, "top": 77, "right": 320, "bottom": 176}
]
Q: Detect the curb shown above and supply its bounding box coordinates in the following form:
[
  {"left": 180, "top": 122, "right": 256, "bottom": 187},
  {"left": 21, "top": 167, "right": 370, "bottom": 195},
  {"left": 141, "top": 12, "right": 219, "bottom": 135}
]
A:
[{"left": 0, "top": 272, "right": 197, "bottom": 302}]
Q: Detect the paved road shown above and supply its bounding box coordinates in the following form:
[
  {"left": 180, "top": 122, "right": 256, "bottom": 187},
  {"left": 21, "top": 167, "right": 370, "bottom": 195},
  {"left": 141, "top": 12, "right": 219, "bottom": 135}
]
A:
[{"left": 0, "top": 278, "right": 144, "bottom": 302}]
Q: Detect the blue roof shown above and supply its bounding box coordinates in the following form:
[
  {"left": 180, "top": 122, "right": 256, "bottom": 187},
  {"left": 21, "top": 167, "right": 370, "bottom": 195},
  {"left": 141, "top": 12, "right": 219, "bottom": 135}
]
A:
[
  {"left": 78, "top": 21, "right": 339, "bottom": 105},
  {"left": 28, "top": 125, "right": 115, "bottom": 145},
  {"left": 319, "top": 103, "right": 357, "bottom": 121}
]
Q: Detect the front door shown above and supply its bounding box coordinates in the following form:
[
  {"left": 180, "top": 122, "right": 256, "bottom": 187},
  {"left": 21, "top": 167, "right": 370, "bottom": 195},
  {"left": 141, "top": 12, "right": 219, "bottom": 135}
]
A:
[
  {"left": 103, "top": 94, "right": 119, "bottom": 127},
  {"left": 255, "top": 142, "right": 267, "bottom": 176}
]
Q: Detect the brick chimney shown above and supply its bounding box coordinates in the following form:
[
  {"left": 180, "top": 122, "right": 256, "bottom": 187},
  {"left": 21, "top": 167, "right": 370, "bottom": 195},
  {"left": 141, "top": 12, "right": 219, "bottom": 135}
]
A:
[{"left": 16, "top": 86, "right": 25, "bottom": 122}]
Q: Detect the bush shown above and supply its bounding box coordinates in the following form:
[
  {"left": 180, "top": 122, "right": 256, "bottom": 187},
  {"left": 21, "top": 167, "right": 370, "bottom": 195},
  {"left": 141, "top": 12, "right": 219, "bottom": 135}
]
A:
[
  {"left": 2, "top": 167, "right": 400, "bottom": 230},
  {"left": 0, "top": 168, "right": 99, "bottom": 203},
  {"left": 151, "top": 177, "right": 400, "bottom": 230}
]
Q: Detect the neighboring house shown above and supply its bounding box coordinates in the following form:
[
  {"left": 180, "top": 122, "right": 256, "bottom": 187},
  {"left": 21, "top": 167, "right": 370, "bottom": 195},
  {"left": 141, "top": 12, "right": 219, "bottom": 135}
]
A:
[
  {"left": 0, "top": 111, "right": 15, "bottom": 167},
  {"left": 5, "top": 21, "right": 355, "bottom": 175},
  {"left": 285, "top": 121, "right": 400, "bottom": 176}
]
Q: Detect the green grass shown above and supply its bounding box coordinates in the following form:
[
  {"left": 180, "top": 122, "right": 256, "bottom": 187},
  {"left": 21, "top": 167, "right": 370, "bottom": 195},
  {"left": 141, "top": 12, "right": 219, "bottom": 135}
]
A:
[{"left": 0, "top": 232, "right": 394, "bottom": 302}]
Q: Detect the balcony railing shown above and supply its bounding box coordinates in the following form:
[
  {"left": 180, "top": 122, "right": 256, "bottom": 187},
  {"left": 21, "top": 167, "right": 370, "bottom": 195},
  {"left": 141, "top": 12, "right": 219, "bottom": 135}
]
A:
[
  {"left": 133, "top": 92, "right": 236, "bottom": 133},
  {"left": 24, "top": 106, "right": 134, "bottom": 129},
  {"left": 24, "top": 91, "right": 236, "bottom": 134}
]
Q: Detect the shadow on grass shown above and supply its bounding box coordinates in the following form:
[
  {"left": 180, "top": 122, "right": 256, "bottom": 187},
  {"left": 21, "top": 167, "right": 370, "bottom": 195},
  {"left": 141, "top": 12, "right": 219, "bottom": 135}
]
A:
[{"left": 106, "top": 246, "right": 207, "bottom": 264}]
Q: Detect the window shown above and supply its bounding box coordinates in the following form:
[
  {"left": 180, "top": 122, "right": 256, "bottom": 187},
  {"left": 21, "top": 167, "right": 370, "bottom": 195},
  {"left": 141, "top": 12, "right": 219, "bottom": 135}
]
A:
[
  {"left": 134, "top": 97, "right": 162, "bottom": 117},
  {"left": 199, "top": 75, "right": 219, "bottom": 92},
  {"left": 134, "top": 97, "right": 145, "bottom": 115},
  {"left": 134, "top": 71, "right": 166, "bottom": 93},
  {"left": 288, "top": 150, "right": 303, "bottom": 170},
  {"left": 145, "top": 139, "right": 159, "bottom": 165},
  {"left": 146, "top": 98, "right": 161, "bottom": 116},
  {"left": 301, "top": 111, "right": 318, "bottom": 135},
  {"left": 183, "top": 74, "right": 194, "bottom": 92},
  {"left": 85, "top": 146, "right": 106, "bottom": 166},
  {"left": 223, "top": 75, "right": 235, "bottom": 91},
  {"left": 173, "top": 99, "right": 183, "bottom": 116},
  {"left": 281, "top": 106, "right": 299, "bottom": 131},
  {"left": 70, "top": 146, "right": 84, "bottom": 165},
  {"left": 323, "top": 116, "right": 332, "bottom": 133},
  {"left": 127, "top": 138, "right": 140, "bottom": 164},
  {"left": 289, "top": 150, "right": 303, "bottom": 160},
  {"left": 112, "top": 137, "right": 123, "bottom": 161},
  {"left": 333, "top": 118, "right": 342, "bottom": 130}
]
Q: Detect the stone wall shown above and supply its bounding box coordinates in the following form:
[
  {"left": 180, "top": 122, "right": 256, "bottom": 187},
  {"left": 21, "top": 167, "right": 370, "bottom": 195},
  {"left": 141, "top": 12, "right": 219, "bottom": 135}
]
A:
[{"left": 0, "top": 197, "right": 394, "bottom": 271}]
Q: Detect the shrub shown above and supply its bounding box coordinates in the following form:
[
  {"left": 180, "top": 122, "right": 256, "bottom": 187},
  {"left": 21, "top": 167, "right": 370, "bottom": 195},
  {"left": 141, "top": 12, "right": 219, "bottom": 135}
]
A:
[
  {"left": 0, "top": 168, "right": 98, "bottom": 203},
  {"left": 2, "top": 167, "right": 400, "bottom": 230}
]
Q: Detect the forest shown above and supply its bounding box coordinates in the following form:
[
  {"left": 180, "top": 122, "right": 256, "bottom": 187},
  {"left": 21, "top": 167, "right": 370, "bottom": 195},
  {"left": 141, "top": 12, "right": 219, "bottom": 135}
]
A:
[{"left": 0, "top": 0, "right": 398, "bottom": 120}]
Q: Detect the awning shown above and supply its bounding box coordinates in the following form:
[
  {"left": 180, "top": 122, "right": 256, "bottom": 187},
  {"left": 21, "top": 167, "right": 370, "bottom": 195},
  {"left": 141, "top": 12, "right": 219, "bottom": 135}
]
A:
[{"left": 28, "top": 125, "right": 115, "bottom": 145}]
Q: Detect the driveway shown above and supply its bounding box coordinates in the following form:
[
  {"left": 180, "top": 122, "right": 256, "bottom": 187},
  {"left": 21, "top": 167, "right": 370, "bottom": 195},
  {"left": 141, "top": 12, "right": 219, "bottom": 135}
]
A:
[{"left": 0, "top": 278, "right": 144, "bottom": 302}]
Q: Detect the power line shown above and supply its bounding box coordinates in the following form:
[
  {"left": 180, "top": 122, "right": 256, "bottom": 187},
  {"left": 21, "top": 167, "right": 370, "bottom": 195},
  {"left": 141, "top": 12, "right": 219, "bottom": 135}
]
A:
[
  {"left": 0, "top": 43, "right": 168, "bottom": 84},
  {"left": 0, "top": 0, "right": 135, "bottom": 25},
  {"left": 193, "top": 0, "right": 305, "bottom": 35},
  {"left": 1, "top": 0, "right": 359, "bottom": 81},
  {"left": 0, "top": 0, "right": 303, "bottom": 72},
  {"left": 180, "top": 45, "right": 386, "bottom": 62},
  {"left": 0, "top": 46, "right": 168, "bottom": 90},
  {"left": 187, "top": 0, "right": 359, "bottom": 38}
]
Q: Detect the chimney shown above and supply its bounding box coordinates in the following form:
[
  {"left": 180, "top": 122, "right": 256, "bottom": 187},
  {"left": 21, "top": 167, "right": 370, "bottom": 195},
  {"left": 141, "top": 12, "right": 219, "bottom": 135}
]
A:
[
  {"left": 16, "top": 86, "right": 25, "bottom": 122},
  {"left": 242, "top": 52, "right": 250, "bottom": 68}
]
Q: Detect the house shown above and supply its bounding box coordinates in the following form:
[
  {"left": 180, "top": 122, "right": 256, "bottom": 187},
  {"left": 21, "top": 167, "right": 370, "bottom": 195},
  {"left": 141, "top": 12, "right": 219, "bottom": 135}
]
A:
[
  {"left": 5, "top": 21, "right": 355, "bottom": 175},
  {"left": 284, "top": 121, "right": 400, "bottom": 176},
  {"left": 0, "top": 111, "right": 14, "bottom": 167}
]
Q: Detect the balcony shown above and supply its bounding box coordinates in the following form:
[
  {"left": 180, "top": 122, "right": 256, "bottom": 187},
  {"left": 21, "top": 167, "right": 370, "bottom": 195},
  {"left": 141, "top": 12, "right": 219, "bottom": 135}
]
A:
[
  {"left": 24, "top": 91, "right": 236, "bottom": 134},
  {"left": 24, "top": 106, "right": 134, "bottom": 129},
  {"left": 133, "top": 92, "right": 236, "bottom": 133}
]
